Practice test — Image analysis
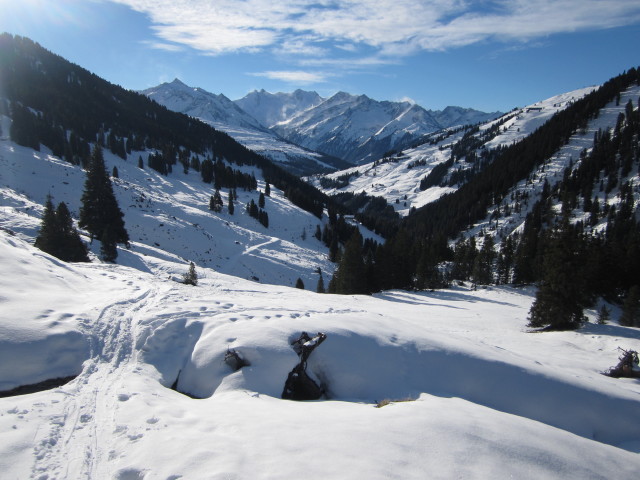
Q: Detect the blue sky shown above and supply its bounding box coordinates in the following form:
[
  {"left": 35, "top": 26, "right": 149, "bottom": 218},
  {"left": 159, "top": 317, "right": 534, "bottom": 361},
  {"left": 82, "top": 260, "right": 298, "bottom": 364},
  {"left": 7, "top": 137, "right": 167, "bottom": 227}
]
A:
[{"left": 1, "top": 0, "right": 640, "bottom": 112}]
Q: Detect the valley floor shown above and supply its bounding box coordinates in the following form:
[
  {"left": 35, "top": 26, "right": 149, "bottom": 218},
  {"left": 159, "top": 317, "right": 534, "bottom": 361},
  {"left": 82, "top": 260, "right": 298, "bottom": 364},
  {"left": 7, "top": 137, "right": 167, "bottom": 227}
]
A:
[{"left": 1, "top": 233, "right": 639, "bottom": 479}]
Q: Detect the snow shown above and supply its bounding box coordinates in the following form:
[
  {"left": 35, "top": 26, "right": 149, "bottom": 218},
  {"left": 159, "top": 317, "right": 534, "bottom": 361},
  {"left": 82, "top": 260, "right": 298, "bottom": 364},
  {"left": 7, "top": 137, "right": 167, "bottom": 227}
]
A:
[
  {"left": 0, "top": 136, "right": 336, "bottom": 290},
  {"left": 141, "top": 81, "right": 338, "bottom": 175},
  {"left": 1, "top": 83, "right": 640, "bottom": 479},
  {"left": 310, "top": 86, "right": 606, "bottom": 216},
  {"left": 469, "top": 84, "right": 640, "bottom": 244},
  {"left": 0, "top": 230, "right": 639, "bottom": 479}
]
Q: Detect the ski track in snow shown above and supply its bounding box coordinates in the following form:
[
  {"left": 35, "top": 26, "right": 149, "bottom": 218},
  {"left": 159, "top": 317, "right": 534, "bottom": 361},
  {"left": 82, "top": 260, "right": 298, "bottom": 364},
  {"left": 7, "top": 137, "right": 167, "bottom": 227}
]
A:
[{"left": 30, "top": 281, "right": 158, "bottom": 480}]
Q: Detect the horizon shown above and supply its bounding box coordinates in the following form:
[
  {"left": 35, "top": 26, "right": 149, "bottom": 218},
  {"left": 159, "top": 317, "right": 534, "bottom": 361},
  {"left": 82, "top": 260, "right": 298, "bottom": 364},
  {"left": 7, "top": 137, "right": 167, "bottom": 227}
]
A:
[{"left": 1, "top": 1, "right": 640, "bottom": 112}]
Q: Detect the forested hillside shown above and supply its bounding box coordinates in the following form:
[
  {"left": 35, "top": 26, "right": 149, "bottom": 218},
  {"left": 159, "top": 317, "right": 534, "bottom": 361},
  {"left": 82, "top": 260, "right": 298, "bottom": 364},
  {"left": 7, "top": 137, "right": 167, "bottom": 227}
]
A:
[
  {"left": 0, "top": 34, "right": 327, "bottom": 218},
  {"left": 329, "top": 68, "right": 640, "bottom": 329}
]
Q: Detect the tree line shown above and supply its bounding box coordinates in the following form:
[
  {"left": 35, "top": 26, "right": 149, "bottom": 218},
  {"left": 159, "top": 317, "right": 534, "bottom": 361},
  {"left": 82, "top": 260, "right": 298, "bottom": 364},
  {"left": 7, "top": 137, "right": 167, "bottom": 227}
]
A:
[{"left": 0, "top": 34, "right": 328, "bottom": 219}]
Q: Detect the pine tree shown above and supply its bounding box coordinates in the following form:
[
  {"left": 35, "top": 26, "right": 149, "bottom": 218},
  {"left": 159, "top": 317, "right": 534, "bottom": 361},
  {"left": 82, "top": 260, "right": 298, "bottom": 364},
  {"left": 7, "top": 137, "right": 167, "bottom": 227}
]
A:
[
  {"left": 34, "top": 195, "right": 59, "bottom": 257},
  {"left": 55, "top": 202, "right": 89, "bottom": 262},
  {"left": 332, "top": 231, "right": 367, "bottom": 294},
  {"left": 228, "top": 190, "right": 235, "bottom": 215},
  {"left": 265, "top": 182, "right": 271, "bottom": 197},
  {"left": 183, "top": 262, "right": 198, "bottom": 286},
  {"left": 471, "top": 236, "right": 495, "bottom": 286},
  {"left": 79, "top": 145, "right": 129, "bottom": 246},
  {"left": 259, "top": 191, "right": 265, "bottom": 208},
  {"left": 295, "top": 278, "right": 305, "bottom": 289},
  {"left": 528, "top": 221, "right": 587, "bottom": 330},
  {"left": 259, "top": 209, "right": 269, "bottom": 228},
  {"left": 112, "top": 165, "right": 119, "bottom": 178},
  {"left": 620, "top": 286, "right": 640, "bottom": 327},
  {"left": 35, "top": 197, "right": 89, "bottom": 262},
  {"left": 316, "top": 273, "right": 325, "bottom": 293},
  {"left": 100, "top": 225, "right": 118, "bottom": 262},
  {"left": 597, "top": 304, "right": 611, "bottom": 325},
  {"left": 138, "top": 156, "right": 144, "bottom": 169},
  {"left": 209, "top": 189, "right": 223, "bottom": 212}
]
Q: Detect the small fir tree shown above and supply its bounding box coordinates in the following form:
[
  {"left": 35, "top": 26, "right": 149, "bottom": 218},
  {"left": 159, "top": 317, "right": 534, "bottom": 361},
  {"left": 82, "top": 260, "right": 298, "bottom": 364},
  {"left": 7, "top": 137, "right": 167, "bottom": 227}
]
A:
[
  {"left": 183, "top": 262, "right": 198, "bottom": 286},
  {"left": 295, "top": 278, "right": 305, "bottom": 289},
  {"left": 209, "top": 189, "right": 223, "bottom": 212},
  {"left": 596, "top": 304, "right": 611, "bottom": 325},
  {"left": 34, "top": 195, "right": 59, "bottom": 257},
  {"left": 316, "top": 274, "right": 325, "bottom": 293},
  {"left": 228, "top": 190, "right": 235, "bottom": 215},
  {"left": 35, "top": 197, "right": 89, "bottom": 262}
]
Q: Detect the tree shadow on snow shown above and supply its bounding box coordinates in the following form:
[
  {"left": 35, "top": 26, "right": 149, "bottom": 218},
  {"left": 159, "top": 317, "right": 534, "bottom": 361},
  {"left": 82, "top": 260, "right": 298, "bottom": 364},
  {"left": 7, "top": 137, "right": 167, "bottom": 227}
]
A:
[
  {"left": 580, "top": 322, "right": 640, "bottom": 341},
  {"left": 375, "top": 287, "right": 521, "bottom": 309}
]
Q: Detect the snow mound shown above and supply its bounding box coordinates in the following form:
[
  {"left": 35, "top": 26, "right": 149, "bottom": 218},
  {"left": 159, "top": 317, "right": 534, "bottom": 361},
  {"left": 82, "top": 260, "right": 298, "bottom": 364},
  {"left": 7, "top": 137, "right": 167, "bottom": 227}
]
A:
[{"left": 0, "top": 233, "right": 90, "bottom": 390}]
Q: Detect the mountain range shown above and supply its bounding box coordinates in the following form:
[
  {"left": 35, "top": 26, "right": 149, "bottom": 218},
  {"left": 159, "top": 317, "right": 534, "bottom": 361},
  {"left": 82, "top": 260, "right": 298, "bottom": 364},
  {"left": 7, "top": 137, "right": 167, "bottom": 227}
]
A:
[
  {"left": 1, "top": 33, "right": 639, "bottom": 479},
  {"left": 141, "top": 79, "right": 349, "bottom": 176},
  {"left": 142, "top": 80, "right": 501, "bottom": 172}
]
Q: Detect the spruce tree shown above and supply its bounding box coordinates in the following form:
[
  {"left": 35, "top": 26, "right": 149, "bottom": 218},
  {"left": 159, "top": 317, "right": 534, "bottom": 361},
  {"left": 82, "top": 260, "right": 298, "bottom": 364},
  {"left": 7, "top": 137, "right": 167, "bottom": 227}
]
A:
[
  {"left": 597, "top": 304, "right": 611, "bottom": 325},
  {"left": 332, "top": 231, "right": 367, "bottom": 294},
  {"left": 35, "top": 197, "right": 89, "bottom": 262},
  {"left": 100, "top": 225, "right": 118, "bottom": 262},
  {"left": 295, "top": 278, "right": 305, "bottom": 289},
  {"left": 471, "top": 236, "right": 495, "bottom": 286},
  {"left": 183, "top": 262, "right": 198, "bottom": 286},
  {"left": 79, "top": 145, "right": 129, "bottom": 246},
  {"left": 316, "top": 273, "right": 325, "bottom": 293},
  {"left": 228, "top": 190, "right": 235, "bottom": 215},
  {"left": 34, "top": 195, "right": 59, "bottom": 257},
  {"left": 258, "top": 191, "right": 265, "bottom": 208},
  {"left": 209, "top": 189, "right": 223, "bottom": 212},
  {"left": 528, "top": 221, "right": 587, "bottom": 330},
  {"left": 55, "top": 202, "right": 89, "bottom": 262},
  {"left": 620, "top": 286, "right": 640, "bottom": 327}
]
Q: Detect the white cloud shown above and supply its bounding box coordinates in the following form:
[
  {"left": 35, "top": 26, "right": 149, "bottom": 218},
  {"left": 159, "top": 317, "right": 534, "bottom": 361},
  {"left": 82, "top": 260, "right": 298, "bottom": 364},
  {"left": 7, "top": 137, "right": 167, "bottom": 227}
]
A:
[
  {"left": 111, "top": 0, "right": 640, "bottom": 57},
  {"left": 140, "top": 40, "right": 184, "bottom": 52},
  {"left": 250, "top": 70, "right": 329, "bottom": 84}
]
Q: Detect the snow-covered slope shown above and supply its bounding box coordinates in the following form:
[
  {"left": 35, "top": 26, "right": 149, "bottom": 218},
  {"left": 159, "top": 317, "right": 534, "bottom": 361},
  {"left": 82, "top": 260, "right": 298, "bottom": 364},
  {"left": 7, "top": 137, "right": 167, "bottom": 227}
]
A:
[
  {"left": 272, "top": 92, "right": 441, "bottom": 164},
  {"left": 143, "top": 79, "right": 269, "bottom": 133},
  {"left": 272, "top": 92, "right": 501, "bottom": 164},
  {"left": 0, "top": 134, "right": 336, "bottom": 290},
  {"left": 1, "top": 231, "right": 639, "bottom": 479},
  {"left": 310, "top": 87, "right": 597, "bottom": 216},
  {"left": 465, "top": 83, "right": 640, "bottom": 245},
  {"left": 234, "top": 88, "right": 324, "bottom": 128},
  {"left": 141, "top": 80, "right": 345, "bottom": 176}
]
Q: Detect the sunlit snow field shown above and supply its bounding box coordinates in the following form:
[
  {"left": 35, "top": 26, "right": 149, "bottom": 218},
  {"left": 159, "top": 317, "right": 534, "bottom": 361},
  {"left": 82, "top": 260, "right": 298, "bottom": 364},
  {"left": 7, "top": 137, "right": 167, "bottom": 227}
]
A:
[{"left": 0, "top": 232, "right": 639, "bottom": 479}]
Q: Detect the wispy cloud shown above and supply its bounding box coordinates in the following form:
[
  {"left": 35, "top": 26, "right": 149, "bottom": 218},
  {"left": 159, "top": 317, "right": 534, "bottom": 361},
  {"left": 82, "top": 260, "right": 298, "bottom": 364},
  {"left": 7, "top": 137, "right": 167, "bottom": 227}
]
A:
[
  {"left": 250, "top": 70, "right": 329, "bottom": 84},
  {"left": 111, "top": 0, "right": 640, "bottom": 59},
  {"left": 141, "top": 39, "right": 184, "bottom": 52}
]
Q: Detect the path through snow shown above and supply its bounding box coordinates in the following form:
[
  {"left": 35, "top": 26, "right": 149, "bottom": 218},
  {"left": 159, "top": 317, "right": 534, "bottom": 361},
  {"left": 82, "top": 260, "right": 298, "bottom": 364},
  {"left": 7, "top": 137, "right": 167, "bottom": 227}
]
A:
[{"left": 29, "top": 278, "right": 162, "bottom": 480}]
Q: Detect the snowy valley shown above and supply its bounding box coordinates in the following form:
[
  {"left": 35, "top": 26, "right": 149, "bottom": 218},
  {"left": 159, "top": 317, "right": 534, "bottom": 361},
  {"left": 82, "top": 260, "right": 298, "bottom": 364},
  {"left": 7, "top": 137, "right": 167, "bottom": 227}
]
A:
[
  {"left": 0, "top": 34, "right": 639, "bottom": 480},
  {"left": 1, "top": 231, "right": 639, "bottom": 479}
]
